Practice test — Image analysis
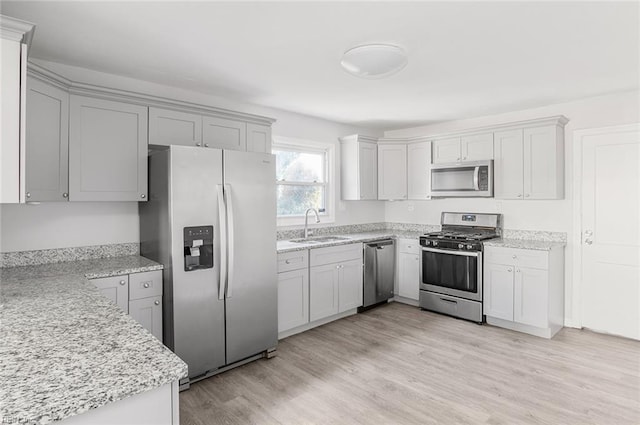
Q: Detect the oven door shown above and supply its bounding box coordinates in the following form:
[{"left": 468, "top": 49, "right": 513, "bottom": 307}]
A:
[{"left": 420, "top": 247, "right": 483, "bottom": 302}]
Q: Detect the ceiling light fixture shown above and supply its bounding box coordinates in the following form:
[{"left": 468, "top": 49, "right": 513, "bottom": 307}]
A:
[{"left": 340, "top": 44, "right": 407, "bottom": 79}]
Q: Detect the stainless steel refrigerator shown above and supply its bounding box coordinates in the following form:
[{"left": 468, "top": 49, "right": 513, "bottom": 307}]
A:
[{"left": 139, "top": 146, "right": 277, "bottom": 387}]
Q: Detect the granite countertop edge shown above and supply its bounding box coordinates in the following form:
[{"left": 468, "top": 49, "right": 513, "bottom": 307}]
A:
[
  {"left": 483, "top": 238, "right": 566, "bottom": 251},
  {"left": 0, "top": 255, "right": 188, "bottom": 425},
  {"left": 277, "top": 231, "right": 422, "bottom": 253}
]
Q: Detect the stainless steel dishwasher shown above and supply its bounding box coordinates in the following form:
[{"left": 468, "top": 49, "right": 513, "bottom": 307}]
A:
[{"left": 362, "top": 239, "right": 395, "bottom": 309}]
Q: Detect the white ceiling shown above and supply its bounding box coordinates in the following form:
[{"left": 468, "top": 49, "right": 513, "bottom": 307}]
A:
[{"left": 2, "top": 1, "right": 639, "bottom": 129}]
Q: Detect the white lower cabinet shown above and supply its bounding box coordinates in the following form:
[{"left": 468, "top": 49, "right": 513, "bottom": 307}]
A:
[
  {"left": 278, "top": 268, "right": 310, "bottom": 332},
  {"left": 397, "top": 239, "right": 420, "bottom": 302},
  {"left": 309, "top": 263, "right": 340, "bottom": 321},
  {"left": 338, "top": 259, "right": 364, "bottom": 312},
  {"left": 91, "top": 270, "right": 163, "bottom": 341},
  {"left": 483, "top": 245, "right": 564, "bottom": 338}
]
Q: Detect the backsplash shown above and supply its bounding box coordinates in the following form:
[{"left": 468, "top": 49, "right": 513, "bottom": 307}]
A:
[
  {"left": 502, "top": 229, "right": 567, "bottom": 242},
  {"left": 0, "top": 243, "right": 139, "bottom": 268},
  {"left": 276, "top": 222, "right": 440, "bottom": 240}
]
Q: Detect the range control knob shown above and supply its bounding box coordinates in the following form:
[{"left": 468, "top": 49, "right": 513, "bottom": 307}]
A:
[
  {"left": 432, "top": 241, "right": 438, "bottom": 247},
  {"left": 467, "top": 244, "right": 474, "bottom": 250},
  {"left": 423, "top": 240, "right": 430, "bottom": 246},
  {"left": 458, "top": 243, "right": 464, "bottom": 249}
]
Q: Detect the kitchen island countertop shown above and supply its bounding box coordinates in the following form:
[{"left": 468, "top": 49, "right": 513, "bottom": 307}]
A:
[{"left": 0, "top": 256, "right": 187, "bottom": 425}]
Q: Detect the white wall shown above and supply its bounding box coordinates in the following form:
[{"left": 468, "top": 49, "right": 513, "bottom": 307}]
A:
[
  {"left": 0, "top": 59, "right": 384, "bottom": 252},
  {"left": 383, "top": 89, "right": 640, "bottom": 326}
]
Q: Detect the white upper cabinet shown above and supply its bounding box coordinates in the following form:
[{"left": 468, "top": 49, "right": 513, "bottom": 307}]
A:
[
  {"left": 69, "top": 95, "right": 148, "bottom": 201},
  {"left": 0, "top": 16, "right": 34, "bottom": 204},
  {"left": 432, "top": 133, "right": 493, "bottom": 164},
  {"left": 494, "top": 118, "right": 566, "bottom": 200},
  {"left": 378, "top": 143, "right": 407, "bottom": 200},
  {"left": 25, "top": 76, "right": 69, "bottom": 202},
  {"left": 148, "top": 107, "right": 202, "bottom": 147},
  {"left": 339, "top": 135, "right": 378, "bottom": 200},
  {"left": 202, "top": 116, "right": 246, "bottom": 151},
  {"left": 494, "top": 129, "right": 524, "bottom": 199},
  {"left": 407, "top": 141, "right": 431, "bottom": 200},
  {"left": 461, "top": 133, "right": 493, "bottom": 161},
  {"left": 432, "top": 137, "right": 461, "bottom": 163},
  {"left": 246, "top": 123, "right": 272, "bottom": 153}
]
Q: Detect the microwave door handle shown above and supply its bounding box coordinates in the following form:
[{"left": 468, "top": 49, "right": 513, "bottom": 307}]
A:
[{"left": 473, "top": 166, "right": 480, "bottom": 190}]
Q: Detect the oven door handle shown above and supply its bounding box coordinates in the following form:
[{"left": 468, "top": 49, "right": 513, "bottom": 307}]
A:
[{"left": 421, "top": 246, "right": 480, "bottom": 257}]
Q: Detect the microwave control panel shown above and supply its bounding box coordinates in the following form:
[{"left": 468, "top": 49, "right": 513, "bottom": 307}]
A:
[{"left": 478, "top": 167, "right": 489, "bottom": 190}]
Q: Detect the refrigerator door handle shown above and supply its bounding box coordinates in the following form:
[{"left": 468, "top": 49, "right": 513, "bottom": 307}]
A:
[
  {"left": 224, "top": 183, "right": 235, "bottom": 298},
  {"left": 217, "top": 184, "right": 227, "bottom": 300}
]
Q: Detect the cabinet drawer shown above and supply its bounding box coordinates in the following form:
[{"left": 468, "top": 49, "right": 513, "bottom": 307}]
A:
[
  {"left": 310, "top": 243, "right": 362, "bottom": 267},
  {"left": 129, "top": 270, "right": 163, "bottom": 300},
  {"left": 398, "top": 238, "right": 419, "bottom": 254},
  {"left": 485, "top": 246, "right": 548, "bottom": 270},
  {"left": 278, "top": 250, "right": 309, "bottom": 273}
]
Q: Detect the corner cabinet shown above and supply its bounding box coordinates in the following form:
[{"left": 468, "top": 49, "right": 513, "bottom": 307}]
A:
[
  {"left": 0, "top": 16, "right": 34, "bottom": 204},
  {"left": 484, "top": 245, "right": 564, "bottom": 338},
  {"left": 339, "top": 134, "right": 378, "bottom": 200},
  {"left": 91, "top": 270, "right": 163, "bottom": 341},
  {"left": 25, "top": 76, "right": 69, "bottom": 202},
  {"left": 494, "top": 117, "right": 567, "bottom": 200},
  {"left": 377, "top": 142, "right": 407, "bottom": 200},
  {"left": 69, "top": 95, "right": 148, "bottom": 201}
]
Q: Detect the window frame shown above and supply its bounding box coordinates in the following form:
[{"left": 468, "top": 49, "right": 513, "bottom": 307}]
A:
[{"left": 272, "top": 136, "right": 335, "bottom": 227}]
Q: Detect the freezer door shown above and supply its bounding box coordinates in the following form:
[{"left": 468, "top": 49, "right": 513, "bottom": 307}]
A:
[
  {"left": 169, "top": 146, "right": 226, "bottom": 378},
  {"left": 223, "top": 150, "right": 278, "bottom": 364}
]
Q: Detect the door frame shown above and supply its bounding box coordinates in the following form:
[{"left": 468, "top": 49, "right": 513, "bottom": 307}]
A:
[{"left": 571, "top": 123, "right": 640, "bottom": 329}]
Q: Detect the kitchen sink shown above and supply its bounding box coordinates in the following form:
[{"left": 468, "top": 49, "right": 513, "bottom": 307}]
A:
[{"left": 289, "top": 236, "right": 351, "bottom": 244}]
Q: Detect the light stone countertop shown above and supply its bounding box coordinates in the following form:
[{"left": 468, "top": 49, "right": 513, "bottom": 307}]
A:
[
  {"left": 277, "top": 230, "right": 422, "bottom": 253},
  {"left": 0, "top": 256, "right": 188, "bottom": 425},
  {"left": 483, "top": 238, "right": 566, "bottom": 251}
]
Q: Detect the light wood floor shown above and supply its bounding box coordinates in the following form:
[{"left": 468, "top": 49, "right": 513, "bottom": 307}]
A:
[{"left": 180, "top": 302, "right": 640, "bottom": 425}]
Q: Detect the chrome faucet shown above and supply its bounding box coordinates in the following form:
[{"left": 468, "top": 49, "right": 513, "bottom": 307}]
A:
[{"left": 304, "top": 208, "right": 320, "bottom": 238}]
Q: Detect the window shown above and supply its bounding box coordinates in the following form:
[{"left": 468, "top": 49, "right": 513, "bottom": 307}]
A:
[{"left": 272, "top": 138, "right": 334, "bottom": 223}]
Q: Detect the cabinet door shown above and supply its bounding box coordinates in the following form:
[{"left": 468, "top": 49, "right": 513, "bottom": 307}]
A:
[
  {"left": 69, "top": 96, "right": 148, "bottom": 201},
  {"left": 358, "top": 141, "right": 378, "bottom": 200},
  {"left": 148, "top": 107, "right": 202, "bottom": 147},
  {"left": 514, "top": 267, "right": 549, "bottom": 328},
  {"left": 246, "top": 123, "right": 272, "bottom": 153},
  {"left": 129, "top": 296, "right": 163, "bottom": 341},
  {"left": 25, "top": 77, "right": 69, "bottom": 202},
  {"left": 0, "top": 39, "right": 23, "bottom": 204},
  {"left": 309, "top": 263, "right": 339, "bottom": 321},
  {"left": 277, "top": 268, "right": 310, "bottom": 332},
  {"left": 483, "top": 263, "right": 514, "bottom": 321},
  {"left": 461, "top": 133, "right": 493, "bottom": 161},
  {"left": 377, "top": 143, "right": 407, "bottom": 200},
  {"left": 338, "top": 259, "right": 363, "bottom": 312},
  {"left": 92, "top": 275, "right": 129, "bottom": 313},
  {"left": 494, "top": 129, "right": 524, "bottom": 199},
  {"left": 202, "top": 116, "right": 246, "bottom": 151},
  {"left": 523, "top": 126, "right": 562, "bottom": 199},
  {"left": 432, "top": 137, "right": 461, "bottom": 163},
  {"left": 407, "top": 141, "right": 431, "bottom": 200},
  {"left": 398, "top": 252, "right": 420, "bottom": 300}
]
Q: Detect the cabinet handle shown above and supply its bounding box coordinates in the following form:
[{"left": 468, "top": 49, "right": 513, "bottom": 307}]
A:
[
  {"left": 516, "top": 269, "right": 521, "bottom": 273},
  {"left": 26, "top": 192, "right": 31, "bottom": 198},
  {"left": 196, "top": 142, "right": 201, "bottom": 147},
  {"left": 512, "top": 255, "right": 517, "bottom": 259},
  {"left": 119, "top": 280, "right": 126, "bottom": 285},
  {"left": 62, "top": 193, "right": 68, "bottom": 198},
  {"left": 140, "top": 194, "right": 146, "bottom": 199},
  {"left": 205, "top": 143, "right": 209, "bottom": 148},
  {"left": 143, "top": 282, "right": 150, "bottom": 288},
  {"left": 154, "top": 300, "right": 160, "bottom": 306},
  {"left": 285, "top": 259, "right": 291, "bottom": 264},
  {"left": 463, "top": 156, "right": 467, "bottom": 160},
  {"left": 507, "top": 268, "right": 512, "bottom": 272},
  {"left": 517, "top": 194, "right": 522, "bottom": 198},
  {"left": 525, "top": 194, "right": 530, "bottom": 198}
]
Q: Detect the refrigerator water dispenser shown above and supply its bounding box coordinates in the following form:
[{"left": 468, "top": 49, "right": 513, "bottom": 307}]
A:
[{"left": 183, "top": 226, "right": 214, "bottom": 271}]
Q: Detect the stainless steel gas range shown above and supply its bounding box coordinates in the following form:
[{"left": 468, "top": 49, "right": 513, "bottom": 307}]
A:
[{"left": 419, "top": 212, "right": 502, "bottom": 323}]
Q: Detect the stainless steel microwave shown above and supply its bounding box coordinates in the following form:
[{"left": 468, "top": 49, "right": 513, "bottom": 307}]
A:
[{"left": 430, "top": 160, "right": 493, "bottom": 197}]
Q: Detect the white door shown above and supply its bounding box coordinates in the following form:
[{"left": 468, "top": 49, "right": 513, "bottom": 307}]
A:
[
  {"left": 277, "top": 268, "right": 309, "bottom": 333},
  {"left": 246, "top": 123, "right": 272, "bottom": 153},
  {"left": 92, "top": 275, "right": 129, "bottom": 313},
  {"left": 407, "top": 141, "right": 431, "bottom": 200},
  {"left": 494, "top": 129, "right": 524, "bottom": 199},
  {"left": 338, "top": 259, "right": 363, "bottom": 312},
  {"left": 129, "top": 296, "right": 163, "bottom": 341},
  {"left": 202, "top": 116, "right": 246, "bottom": 151},
  {"left": 148, "top": 107, "right": 202, "bottom": 147},
  {"left": 432, "top": 137, "right": 461, "bottom": 163},
  {"left": 398, "top": 252, "right": 420, "bottom": 300},
  {"left": 461, "top": 133, "right": 493, "bottom": 161},
  {"left": 358, "top": 141, "right": 378, "bottom": 200},
  {"left": 377, "top": 143, "right": 407, "bottom": 200},
  {"left": 514, "top": 267, "right": 548, "bottom": 328},
  {"left": 309, "top": 264, "right": 339, "bottom": 321},
  {"left": 580, "top": 124, "right": 640, "bottom": 340},
  {"left": 483, "top": 263, "right": 514, "bottom": 321}
]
